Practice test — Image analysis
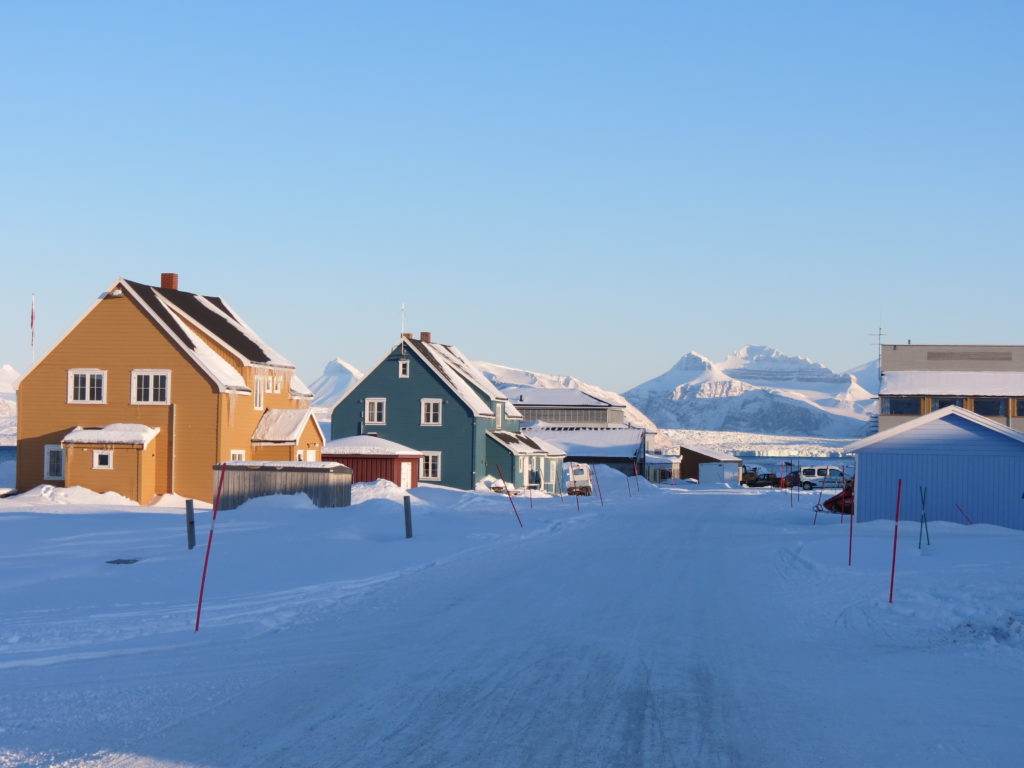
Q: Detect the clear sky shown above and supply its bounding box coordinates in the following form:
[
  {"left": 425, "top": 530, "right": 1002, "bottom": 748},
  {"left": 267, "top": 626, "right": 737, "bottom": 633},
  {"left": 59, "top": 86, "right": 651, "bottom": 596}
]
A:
[{"left": 2, "top": 1, "right": 1022, "bottom": 393}]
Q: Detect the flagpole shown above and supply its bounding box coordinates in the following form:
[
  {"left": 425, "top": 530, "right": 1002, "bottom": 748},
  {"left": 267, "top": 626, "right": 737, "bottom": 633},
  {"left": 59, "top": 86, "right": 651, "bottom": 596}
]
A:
[{"left": 31, "top": 294, "right": 36, "bottom": 362}]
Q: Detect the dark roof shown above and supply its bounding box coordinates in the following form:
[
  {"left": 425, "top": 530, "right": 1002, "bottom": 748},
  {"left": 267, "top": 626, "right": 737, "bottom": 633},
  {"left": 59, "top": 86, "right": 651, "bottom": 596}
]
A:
[{"left": 123, "top": 279, "right": 275, "bottom": 365}]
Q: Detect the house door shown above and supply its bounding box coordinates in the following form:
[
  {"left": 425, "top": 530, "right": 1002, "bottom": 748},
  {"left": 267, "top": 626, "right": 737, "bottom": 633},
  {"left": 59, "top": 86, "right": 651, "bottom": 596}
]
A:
[{"left": 399, "top": 461, "right": 412, "bottom": 489}]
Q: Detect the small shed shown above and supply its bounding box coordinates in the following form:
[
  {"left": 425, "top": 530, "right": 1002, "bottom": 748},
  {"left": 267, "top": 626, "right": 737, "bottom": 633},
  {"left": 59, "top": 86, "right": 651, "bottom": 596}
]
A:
[
  {"left": 321, "top": 435, "right": 422, "bottom": 489},
  {"left": 698, "top": 461, "right": 741, "bottom": 485},
  {"left": 644, "top": 453, "right": 681, "bottom": 484},
  {"left": 846, "top": 405, "right": 1024, "bottom": 530},
  {"left": 62, "top": 423, "right": 161, "bottom": 504},
  {"left": 214, "top": 461, "right": 353, "bottom": 510},
  {"left": 678, "top": 444, "right": 742, "bottom": 481}
]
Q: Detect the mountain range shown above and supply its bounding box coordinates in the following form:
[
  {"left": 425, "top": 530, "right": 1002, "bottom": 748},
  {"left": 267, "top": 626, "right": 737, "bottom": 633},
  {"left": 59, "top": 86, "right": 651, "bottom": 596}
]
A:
[
  {"left": 0, "top": 347, "right": 879, "bottom": 449},
  {"left": 623, "top": 345, "right": 876, "bottom": 438}
]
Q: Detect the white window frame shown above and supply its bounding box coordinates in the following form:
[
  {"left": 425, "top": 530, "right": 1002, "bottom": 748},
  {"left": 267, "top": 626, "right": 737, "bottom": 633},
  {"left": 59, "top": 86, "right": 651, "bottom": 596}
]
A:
[
  {"left": 398, "top": 359, "right": 410, "bottom": 378},
  {"left": 92, "top": 450, "right": 114, "bottom": 470},
  {"left": 495, "top": 402, "right": 503, "bottom": 430},
  {"left": 253, "top": 372, "right": 265, "bottom": 410},
  {"left": 67, "top": 369, "right": 107, "bottom": 404},
  {"left": 130, "top": 369, "right": 171, "bottom": 405},
  {"left": 365, "top": 398, "right": 387, "bottom": 425},
  {"left": 420, "top": 398, "right": 442, "bottom": 426},
  {"left": 296, "top": 450, "right": 305, "bottom": 461},
  {"left": 43, "top": 444, "right": 65, "bottom": 481},
  {"left": 420, "top": 451, "right": 442, "bottom": 481},
  {"left": 230, "top": 450, "right": 246, "bottom": 461}
]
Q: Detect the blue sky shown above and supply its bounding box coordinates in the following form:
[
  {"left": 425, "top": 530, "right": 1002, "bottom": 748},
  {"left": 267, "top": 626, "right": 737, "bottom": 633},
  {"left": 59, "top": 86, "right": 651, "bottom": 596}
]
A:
[{"left": 2, "top": 1, "right": 1021, "bottom": 392}]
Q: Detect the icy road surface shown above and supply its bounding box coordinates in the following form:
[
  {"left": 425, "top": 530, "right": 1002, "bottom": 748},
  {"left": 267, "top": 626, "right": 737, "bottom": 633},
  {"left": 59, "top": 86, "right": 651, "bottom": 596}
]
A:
[{"left": 2, "top": 479, "right": 1023, "bottom": 767}]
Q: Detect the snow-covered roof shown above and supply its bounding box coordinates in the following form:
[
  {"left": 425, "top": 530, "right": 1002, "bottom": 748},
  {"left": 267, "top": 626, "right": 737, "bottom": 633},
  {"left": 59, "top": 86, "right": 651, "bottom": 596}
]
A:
[
  {"left": 405, "top": 339, "right": 523, "bottom": 420},
  {"left": 216, "top": 461, "right": 348, "bottom": 471},
  {"left": 846, "top": 405, "right": 1024, "bottom": 452},
  {"left": 62, "top": 423, "right": 160, "bottom": 446},
  {"left": 252, "top": 409, "right": 320, "bottom": 444},
  {"left": 881, "top": 371, "right": 1024, "bottom": 396},
  {"left": 322, "top": 435, "right": 423, "bottom": 457},
  {"left": 503, "top": 387, "right": 617, "bottom": 407},
  {"left": 114, "top": 279, "right": 297, "bottom": 393},
  {"left": 645, "top": 453, "right": 681, "bottom": 465},
  {"left": 677, "top": 443, "right": 742, "bottom": 463},
  {"left": 289, "top": 373, "right": 313, "bottom": 399},
  {"left": 487, "top": 430, "right": 567, "bottom": 457},
  {"left": 522, "top": 426, "right": 645, "bottom": 458}
]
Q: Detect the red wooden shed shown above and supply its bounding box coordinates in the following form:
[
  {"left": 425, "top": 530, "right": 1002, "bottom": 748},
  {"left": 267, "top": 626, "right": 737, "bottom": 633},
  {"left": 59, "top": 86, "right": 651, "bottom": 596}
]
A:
[{"left": 321, "top": 435, "right": 423, "bottom": 489}]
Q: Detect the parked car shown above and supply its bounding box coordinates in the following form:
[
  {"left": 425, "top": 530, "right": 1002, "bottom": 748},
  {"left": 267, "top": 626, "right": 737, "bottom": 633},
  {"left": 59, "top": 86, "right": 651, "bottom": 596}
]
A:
[
  {"left": 797, "top": 465, "right": 846, "bottom": 491},
  {"left": 746, "top": 473, "right": 777, "bottom": 488}
]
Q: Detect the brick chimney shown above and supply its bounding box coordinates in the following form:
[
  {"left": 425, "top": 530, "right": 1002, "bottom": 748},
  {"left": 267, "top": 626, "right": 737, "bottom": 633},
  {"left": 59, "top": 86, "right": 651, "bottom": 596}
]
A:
[
  {"left": 401, "top": 333, "right": 413, "bottom": 339},
  {"left": 161, "top": 273, "right": 179, "bottom": 290},
  {"left": 420, "top": 331, "right": 432, "bottom": 343}
]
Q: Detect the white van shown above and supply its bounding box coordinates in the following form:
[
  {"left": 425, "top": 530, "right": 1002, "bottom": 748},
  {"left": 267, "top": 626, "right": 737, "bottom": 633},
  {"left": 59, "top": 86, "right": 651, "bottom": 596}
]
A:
[
  {"left": 565, "top": 463, "right": 593, "bottom": 496},
  {"left": 798, "top": 465, "right": 846, "bottom": 490}
]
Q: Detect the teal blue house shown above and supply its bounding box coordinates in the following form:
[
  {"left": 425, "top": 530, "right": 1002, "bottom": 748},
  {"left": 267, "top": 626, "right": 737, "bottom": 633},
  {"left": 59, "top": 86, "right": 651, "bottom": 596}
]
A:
[{"left": 331, "top": 333, "right": 564, "bottom": 491}]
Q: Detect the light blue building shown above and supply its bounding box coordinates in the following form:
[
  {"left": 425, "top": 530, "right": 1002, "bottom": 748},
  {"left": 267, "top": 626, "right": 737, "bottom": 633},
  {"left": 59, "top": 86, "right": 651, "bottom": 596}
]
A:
[{"left": 847, "top": 405, "right": 1024, "bottom": 530}]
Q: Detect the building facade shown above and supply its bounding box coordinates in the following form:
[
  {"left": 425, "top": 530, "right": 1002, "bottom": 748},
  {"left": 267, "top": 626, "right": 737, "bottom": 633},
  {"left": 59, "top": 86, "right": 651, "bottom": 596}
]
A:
[
  {"left": 878, "top": 344, "right": 1024, "bottom": 433},
  {"left": 331, "top": 333, "right": 563, "bottom": 491},
  {"left": 17, "top": 274, "right": 322, "bottom": 503}
]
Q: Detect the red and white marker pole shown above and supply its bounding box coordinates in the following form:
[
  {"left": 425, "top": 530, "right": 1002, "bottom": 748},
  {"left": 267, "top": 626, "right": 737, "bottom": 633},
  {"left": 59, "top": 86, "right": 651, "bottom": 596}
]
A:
[
  {"left": 888, "top": 478, "right": 903, "bottom": 604},
  {"left": 195, "top": 464, "right": 228, "bottom": 632}
]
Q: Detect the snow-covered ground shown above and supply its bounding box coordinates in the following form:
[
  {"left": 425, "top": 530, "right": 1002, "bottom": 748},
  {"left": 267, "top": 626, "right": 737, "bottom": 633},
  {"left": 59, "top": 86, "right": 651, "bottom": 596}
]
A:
[{"left": 2, "top": 473, "right": 1023, "bottom": 766}]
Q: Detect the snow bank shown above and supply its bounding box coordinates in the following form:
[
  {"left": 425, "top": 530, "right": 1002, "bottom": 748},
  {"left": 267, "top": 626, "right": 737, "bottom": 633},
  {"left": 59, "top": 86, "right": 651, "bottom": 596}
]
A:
[{"left": 0, "top": 484, "right": 137, "bottom": 509}]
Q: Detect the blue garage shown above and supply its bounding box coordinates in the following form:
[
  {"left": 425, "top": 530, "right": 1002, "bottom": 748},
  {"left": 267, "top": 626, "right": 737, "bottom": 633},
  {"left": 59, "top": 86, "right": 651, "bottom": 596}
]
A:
[{"left": 847, "top": 405, "right": 1024, "bottom": 530}]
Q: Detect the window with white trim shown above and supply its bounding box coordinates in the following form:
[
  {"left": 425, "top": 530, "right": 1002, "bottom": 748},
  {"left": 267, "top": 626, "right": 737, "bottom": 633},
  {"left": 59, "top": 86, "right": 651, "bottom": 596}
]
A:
[
  {"left": 254, "top": 373, "right": 265, "bottom": 410},
  {"left": 420, "top": 452, "right": 442, "bottom": 481},
  {"left": 421, "top": 398, "right": 442, "bottom": 426},
  {"left": 495, "top": 402, "right": 503, "bottom": 429},
  {"left": 365, "top": 398, "right": 387, "bottom": 425},
  {"left": 230, "top": 450, "right": 246, "bottom": 461},
  {"left": 68, "top": 369, "right": 106, "bottom": 403},
  {"left": 131, "top": 370, "right": 171, "bottom": 404},
  {"left": 44, "top": 445, "right": 64, "bottom": 481},
  {"left": 93, "top": 450, "right": 113, "bottom": 470},
  {"left": 296, "top": 450, "right": 305, "bottom": 461},
  {"left": 398, "top": 359, "right": 410, "bottom": 378}
]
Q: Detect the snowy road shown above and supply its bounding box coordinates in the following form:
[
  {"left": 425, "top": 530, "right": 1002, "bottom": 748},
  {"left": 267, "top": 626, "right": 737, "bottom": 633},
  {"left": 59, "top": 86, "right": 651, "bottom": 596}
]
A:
[{"left": 3, "top": 485, "right": 1024, "bottom": 766}]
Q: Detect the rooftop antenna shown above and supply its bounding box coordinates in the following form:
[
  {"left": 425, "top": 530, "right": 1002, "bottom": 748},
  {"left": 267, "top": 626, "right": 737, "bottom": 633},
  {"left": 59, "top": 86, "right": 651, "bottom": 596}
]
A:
[
  {"left": 870, "top": 325, "right": 885, "bottom": 389},
  {"left": 400, "top": 302, "right": 406, "bottom": 337}
]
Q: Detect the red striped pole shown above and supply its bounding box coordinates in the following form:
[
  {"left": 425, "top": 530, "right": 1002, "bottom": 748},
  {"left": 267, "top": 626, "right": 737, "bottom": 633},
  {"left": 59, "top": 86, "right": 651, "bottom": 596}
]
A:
[
  {"left": 848, "top": 504, "right": 854, "bottom": 566},
  {"left": 195, "top": 464, "right": 228, "bottom": 632},
  {"left": 592, "top": 464, "right": 605, "bottom": 507},
  {"left": 888, "top": 478, "right": 903, "bottom": 604},
  {"left": 954, "top": 503, "right": 974, "bottom": 525}
]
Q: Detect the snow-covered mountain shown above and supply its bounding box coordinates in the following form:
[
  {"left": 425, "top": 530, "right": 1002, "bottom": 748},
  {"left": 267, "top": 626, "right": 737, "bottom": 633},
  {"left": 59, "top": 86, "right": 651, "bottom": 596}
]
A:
[
  {"left": 0, "top": 364, "right": 19, "bottom": 446},
  {"left": 309, "top": 358, "right": 363, "bottom": 410},
  {"left": 623, "top": 346, "right": 876, "bottom": 438},
  {"left": 474, "top": 360, "right": 662, "bottom": 437}
]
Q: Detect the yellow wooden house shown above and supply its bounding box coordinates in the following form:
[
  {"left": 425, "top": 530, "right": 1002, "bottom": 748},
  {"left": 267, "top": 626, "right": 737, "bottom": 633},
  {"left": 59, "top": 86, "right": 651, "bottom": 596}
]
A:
[{"left": 16, "top": 274, "right": 323, "bottom": 504}]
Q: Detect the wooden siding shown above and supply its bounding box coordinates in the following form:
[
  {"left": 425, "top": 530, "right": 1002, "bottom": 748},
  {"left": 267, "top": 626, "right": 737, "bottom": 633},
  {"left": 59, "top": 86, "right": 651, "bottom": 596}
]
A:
[
  {"left": 16, "top": 294, "right": 220, "bottom": 500},
  {"left": 16, "top": 289, "right": 313, "bottom": 504},
  {"left": 321, "top": 455, "right": 419, "bottom": 487},
  {"left": 331, "top": 346, "right": 480, "bottom": 489},
  {"left": 64, "top": 443, "right": 156, "bottom": 503}
]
